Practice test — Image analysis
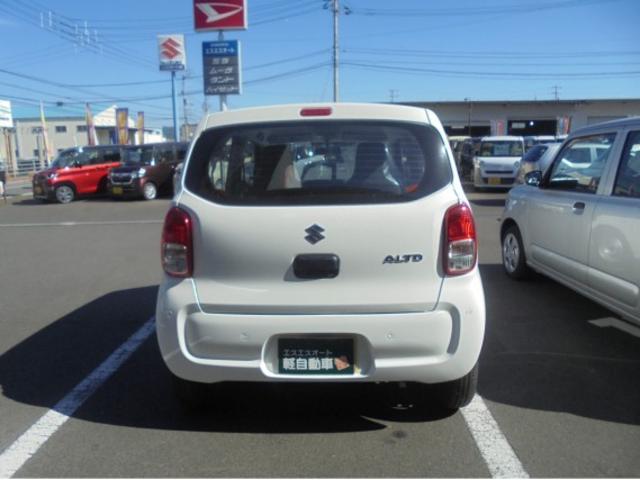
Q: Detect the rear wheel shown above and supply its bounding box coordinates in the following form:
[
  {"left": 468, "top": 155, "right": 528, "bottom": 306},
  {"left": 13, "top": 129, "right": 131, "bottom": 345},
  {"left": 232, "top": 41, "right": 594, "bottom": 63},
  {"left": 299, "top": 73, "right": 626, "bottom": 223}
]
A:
[
  {"left": 142, "top": 181, "right": 157, "bottom": 200},
  {"left": 54, "top": 184, "right": 75, "bottom": 204},
  {"left": 501, "top": 225, "right": 530, "bottom": 279},
  {"left": 426, "top": 363, "right": 478, "bottom": 411}
]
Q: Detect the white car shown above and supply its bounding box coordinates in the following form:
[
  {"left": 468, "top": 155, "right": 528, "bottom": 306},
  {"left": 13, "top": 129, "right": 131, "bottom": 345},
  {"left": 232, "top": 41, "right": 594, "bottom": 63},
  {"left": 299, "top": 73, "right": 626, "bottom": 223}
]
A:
[
  {"left": 501, "top": 117, "right": 640, "bottom": 325},
  {"left": 156, "top": 103, "right": 486, "bottom": 411},
  {"left": 473, "top": 135, "right": 525, "bottom": 189}
]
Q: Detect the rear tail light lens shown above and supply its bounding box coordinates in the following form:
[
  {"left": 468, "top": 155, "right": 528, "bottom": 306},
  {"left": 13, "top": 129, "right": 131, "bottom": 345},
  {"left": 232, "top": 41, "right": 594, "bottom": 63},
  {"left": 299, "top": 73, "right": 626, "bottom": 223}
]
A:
[
  {"left": 443, "top": 203, "right": 477, "bottom": 276},
  {"left": 161, "top": 207, "right": 193, "bottom": 277}
]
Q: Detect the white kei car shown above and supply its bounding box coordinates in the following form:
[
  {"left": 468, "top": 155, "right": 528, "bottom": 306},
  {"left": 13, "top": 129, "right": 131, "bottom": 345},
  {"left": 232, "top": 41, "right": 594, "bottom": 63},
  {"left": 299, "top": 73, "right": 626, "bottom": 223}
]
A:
[
  {"left": 501, "top": 117, "right": 640, "bottom": 325},
  {"left": 473, "top": 136, "right": 525, "bottom": 189},
  {"left": 156, "top": 103, "right": 486, "bottom": 411}
]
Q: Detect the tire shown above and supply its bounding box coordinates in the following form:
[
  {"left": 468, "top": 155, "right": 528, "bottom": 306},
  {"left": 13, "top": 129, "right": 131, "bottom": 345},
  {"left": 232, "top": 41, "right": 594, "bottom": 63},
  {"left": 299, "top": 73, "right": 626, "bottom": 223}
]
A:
[
  {"left": 171, "top": 373, "right": 211, "bottom": 413},
  {"left": 501, "top": 224, "right": 530, "bottom": 280},
  {"left": 142, "top": 181, "right": 157, "bottom": 201},
  {"left": 432, "top": 363, "right": 479, "bottom": 410},
  {"left": 54, "top": 184, "right": 75, "bottom": 204}
]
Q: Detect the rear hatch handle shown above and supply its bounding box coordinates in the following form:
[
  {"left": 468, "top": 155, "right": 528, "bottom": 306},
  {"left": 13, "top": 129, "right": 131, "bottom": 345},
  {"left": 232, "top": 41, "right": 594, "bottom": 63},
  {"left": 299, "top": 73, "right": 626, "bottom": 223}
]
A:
[{"left": 293, "top": 254, "right": 340, "bottom": 279}]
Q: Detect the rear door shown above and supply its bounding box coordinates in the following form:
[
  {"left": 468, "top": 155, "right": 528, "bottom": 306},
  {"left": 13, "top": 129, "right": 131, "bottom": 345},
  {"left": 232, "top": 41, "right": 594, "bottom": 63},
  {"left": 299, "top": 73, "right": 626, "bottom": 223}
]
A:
[
  {"left": 588, "top": 129, "right": 640, "bottom": 323},
  {"left": 180, "top": 119, "right": 456, "bottom": 315},
  {"left": 527, "top": 133, "right": 616, "bottom": 286}
]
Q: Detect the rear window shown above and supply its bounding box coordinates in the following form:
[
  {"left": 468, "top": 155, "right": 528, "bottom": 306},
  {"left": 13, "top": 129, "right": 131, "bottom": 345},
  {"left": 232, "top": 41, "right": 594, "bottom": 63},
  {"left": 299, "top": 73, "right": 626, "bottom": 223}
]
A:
[{"left": 184, "top": 120, "right": 451, "bottom": 205}]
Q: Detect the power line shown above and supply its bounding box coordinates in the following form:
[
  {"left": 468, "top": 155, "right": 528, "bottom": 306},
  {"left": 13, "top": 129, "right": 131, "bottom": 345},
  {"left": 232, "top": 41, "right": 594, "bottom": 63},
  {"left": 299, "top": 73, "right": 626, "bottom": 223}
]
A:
[
  {"left": 342, "top": 61, "right": 640, "bottom": 79},
  {"left": 345, "top": 47, "right": 640, "bottom": 59},
  {"left": 348, "top": 0, "right": 619, "bottom": 17}
]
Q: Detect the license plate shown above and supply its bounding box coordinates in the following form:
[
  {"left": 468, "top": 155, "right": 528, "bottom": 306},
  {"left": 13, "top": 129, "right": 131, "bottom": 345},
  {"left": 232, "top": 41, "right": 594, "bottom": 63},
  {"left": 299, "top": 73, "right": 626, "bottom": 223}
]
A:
[
  {"left": 488, "top": 177, "right": 501, "bottom": 185},
  {"left": 112, "top": 186, "right": 123, "bottom": 195},
  {"left": 34, "top": 186, "right": 43, "bottom": 194},
  {"left": 278, "top": 338, "right": 354, "bottom": 375}
]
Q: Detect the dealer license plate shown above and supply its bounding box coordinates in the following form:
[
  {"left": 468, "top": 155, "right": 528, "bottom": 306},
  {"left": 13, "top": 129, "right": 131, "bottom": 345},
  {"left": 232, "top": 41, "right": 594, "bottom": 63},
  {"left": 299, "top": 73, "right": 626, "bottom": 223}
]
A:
[
  {"left": 488, "top": 177, "right": 501, "bottom": 186},
  {"left": 278, "top": 338, "right": 354, "bottom": 375},
  {"left": 112, "top": 186, "right": 123, "bottom": 195}
]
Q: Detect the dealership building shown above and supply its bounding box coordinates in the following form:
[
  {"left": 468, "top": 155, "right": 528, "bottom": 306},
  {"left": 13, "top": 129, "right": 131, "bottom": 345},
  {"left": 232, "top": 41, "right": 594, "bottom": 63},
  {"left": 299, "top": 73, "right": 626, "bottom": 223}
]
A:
[{"left": 402, "top": 98, "right": 640, "bottom": 137}]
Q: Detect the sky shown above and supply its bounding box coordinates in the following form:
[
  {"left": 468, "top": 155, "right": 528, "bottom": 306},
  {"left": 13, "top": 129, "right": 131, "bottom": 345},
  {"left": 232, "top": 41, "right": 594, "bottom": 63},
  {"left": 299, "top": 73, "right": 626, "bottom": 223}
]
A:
[{"left": 0, "top": 0, "right": 639, "bottom": 128}]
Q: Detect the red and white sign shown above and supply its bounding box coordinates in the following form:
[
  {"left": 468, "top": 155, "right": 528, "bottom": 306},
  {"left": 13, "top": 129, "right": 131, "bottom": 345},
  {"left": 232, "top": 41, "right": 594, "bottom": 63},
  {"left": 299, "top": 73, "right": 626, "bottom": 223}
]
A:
[
  {"left": 157, "top": 34, "right": 186, "bottom": 71},
  {"left": 194, "top": 0, "right": 248, "bottom": 31}
]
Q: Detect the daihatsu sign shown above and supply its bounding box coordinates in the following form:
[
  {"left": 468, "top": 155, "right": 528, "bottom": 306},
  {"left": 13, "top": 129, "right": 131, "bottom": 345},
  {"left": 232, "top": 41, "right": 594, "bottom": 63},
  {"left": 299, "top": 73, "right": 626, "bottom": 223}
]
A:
[{"left": 194, "top": 0, "right": 248, "bottom": 31}]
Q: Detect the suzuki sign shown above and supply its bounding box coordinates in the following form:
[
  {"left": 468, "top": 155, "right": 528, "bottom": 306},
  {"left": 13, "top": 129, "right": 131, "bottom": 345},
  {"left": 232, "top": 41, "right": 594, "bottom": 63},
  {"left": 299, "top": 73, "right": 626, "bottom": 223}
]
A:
[
  {"left": 194, "top": 0, "right": 248, "bottom": 31},
  {"left": 158, "top": 34, "right": 186, "bottom": 71}
]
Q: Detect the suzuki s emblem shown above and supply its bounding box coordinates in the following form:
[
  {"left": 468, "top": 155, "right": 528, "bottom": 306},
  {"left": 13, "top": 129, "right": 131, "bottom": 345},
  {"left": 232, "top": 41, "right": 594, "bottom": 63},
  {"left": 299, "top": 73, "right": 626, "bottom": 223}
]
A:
[{"left": 304, "top": 224, "right": 325, "bottom": 245}]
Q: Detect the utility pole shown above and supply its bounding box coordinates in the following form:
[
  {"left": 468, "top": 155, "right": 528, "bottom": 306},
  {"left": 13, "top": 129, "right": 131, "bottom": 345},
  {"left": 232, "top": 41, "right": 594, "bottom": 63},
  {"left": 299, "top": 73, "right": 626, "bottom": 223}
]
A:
[
  {"left": 171, "top": 71, "right": 178, "bottom": 142},
  {"left": 389, "top": 89, "right": 399, "bottom": 103},
  {"left": 332, "top": 0, "right": 339, "bottom": 102},
  {"left": 181, "top": 73, "right": 189, "bottom": 141},
  {"left": 465, "top": 97, "right": 472, "bottom": 137},
  {"left": 552, "top": 85, "right": 561, "bottom": 101}
]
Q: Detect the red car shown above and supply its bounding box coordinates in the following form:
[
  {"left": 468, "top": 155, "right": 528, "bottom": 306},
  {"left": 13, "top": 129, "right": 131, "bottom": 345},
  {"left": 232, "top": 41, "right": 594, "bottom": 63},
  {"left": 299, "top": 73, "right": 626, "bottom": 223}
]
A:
[{"left": 32, "top": 146, "right": 124, "bottom": 204}]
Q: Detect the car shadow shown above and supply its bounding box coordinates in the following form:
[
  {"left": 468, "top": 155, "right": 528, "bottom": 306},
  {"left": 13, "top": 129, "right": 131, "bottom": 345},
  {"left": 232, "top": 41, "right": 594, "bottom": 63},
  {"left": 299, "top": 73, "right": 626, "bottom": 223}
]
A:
[
  {"left": 3, "top": 271, "right": 638, "bottom": 433},
  {"left": 477, "top": 264, "right": 640, "bottom": 426},
  {"left": 0, "top": 286, "right": 452, "bottom": 435}
]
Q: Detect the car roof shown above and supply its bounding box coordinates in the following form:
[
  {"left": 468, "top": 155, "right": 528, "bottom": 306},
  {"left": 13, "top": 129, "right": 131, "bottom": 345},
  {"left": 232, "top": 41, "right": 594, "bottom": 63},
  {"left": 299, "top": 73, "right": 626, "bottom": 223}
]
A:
[
  {"left": 202, "top": 103, "right": 437, "bottom": 130},
  {"left": 480, "top": 136, "right": 524, "bottom": 141},
  {"left": 568, "top": 116, "right": 640, "bottom": 137}
]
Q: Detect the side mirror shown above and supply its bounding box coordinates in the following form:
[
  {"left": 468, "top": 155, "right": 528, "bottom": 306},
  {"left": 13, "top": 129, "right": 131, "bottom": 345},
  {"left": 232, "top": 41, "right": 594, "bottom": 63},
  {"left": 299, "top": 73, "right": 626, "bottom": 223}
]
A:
[{"left": 524, "top": 170, "right": 542, "bottom": 187}]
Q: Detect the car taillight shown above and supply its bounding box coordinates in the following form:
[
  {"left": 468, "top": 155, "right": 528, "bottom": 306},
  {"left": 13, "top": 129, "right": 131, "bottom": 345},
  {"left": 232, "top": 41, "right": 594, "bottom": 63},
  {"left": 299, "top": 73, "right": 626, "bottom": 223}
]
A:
[
  {"left": 443, "top": 203, "right": 477, "bottom": 276},
  {"left": 300, "top": 107, "right": 332, "bottom": 117},
  {"left": 161, "top": 207, "right": 193, "bottom": 278}
]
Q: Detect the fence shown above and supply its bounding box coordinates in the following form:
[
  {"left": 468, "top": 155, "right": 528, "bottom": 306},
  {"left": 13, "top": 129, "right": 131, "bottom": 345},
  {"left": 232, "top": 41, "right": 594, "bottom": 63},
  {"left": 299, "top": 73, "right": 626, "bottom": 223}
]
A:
[{"left": 6, "top": 158, "right": 46, "bottom": 177}]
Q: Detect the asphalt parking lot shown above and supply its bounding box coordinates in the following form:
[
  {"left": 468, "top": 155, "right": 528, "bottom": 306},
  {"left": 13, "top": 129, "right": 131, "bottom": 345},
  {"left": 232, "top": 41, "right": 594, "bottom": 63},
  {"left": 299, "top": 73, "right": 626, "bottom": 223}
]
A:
[{"left": 0, "top": 186, "right": 639, "bottom": 478}]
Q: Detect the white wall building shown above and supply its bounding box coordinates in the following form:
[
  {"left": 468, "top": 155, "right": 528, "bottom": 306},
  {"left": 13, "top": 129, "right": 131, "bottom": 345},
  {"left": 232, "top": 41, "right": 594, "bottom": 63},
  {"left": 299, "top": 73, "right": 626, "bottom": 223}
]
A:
[{"left": 1, "top": 105, "right": 166, "bottom": 169}]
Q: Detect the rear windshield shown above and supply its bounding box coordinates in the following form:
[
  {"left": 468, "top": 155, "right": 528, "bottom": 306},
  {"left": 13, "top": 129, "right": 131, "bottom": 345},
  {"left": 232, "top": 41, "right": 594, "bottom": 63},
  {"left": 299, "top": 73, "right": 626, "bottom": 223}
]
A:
[
  {"left": 184, "top": 120, "right": 451, "bottom": 205},
  {"left": 479, "top": 141, "right": 524, "bottom": 157}
]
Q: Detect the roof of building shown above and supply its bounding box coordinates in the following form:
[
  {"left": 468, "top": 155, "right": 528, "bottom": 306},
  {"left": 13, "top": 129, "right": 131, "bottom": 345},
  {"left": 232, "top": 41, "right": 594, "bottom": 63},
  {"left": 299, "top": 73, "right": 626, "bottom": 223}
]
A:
[{"left": 403, "top": 98, "right": 640, "bottom": 106}]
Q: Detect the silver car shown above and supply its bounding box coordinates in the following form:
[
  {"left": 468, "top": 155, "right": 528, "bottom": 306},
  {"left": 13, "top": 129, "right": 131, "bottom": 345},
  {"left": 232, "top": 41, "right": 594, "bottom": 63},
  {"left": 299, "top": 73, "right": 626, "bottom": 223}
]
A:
[
  {"left": 501, "top": 117, "right": 640, "bottom": 325},
  {"left": 515, "top": 142, "right": 562, "bottom": 185}
]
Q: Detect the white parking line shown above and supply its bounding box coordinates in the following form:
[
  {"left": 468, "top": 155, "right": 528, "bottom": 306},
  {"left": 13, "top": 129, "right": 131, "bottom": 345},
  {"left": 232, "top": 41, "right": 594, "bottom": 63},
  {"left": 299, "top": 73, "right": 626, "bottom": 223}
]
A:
[
  {"left": 460, "top": 395, "right": 529, "bottom": 478},
  {"left": 0, "top": 318, "right": 155, "bottom": 478},
  {"left": 0, "top": 220, "right": 162, "bottom": 228}
]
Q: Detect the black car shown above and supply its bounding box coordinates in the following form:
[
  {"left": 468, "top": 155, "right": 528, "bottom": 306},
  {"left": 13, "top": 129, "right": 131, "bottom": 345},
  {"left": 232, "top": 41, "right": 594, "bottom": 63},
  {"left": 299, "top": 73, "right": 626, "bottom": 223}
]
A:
[{"left": 108, "top": 142, "right": 188, "bottom": 200}]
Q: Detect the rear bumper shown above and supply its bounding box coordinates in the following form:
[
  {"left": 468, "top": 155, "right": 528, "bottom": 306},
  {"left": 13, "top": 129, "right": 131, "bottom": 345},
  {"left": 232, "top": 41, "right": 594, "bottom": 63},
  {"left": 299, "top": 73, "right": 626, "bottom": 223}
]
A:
[
  {"left": 473, "top": 166, "right": 517, "bottom": 188},
  {"left": 155, "top": 272, "right": 485, "bottom": 384}
]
